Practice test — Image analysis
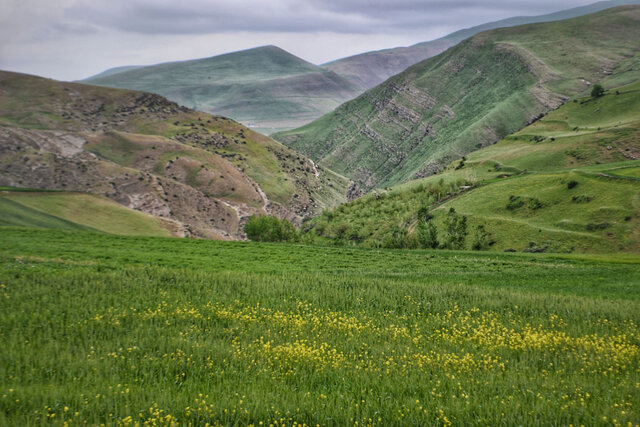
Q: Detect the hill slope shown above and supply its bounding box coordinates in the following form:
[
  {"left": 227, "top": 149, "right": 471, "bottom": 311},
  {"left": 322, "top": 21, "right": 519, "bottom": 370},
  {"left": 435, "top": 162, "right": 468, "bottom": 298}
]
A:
[
  {"left": 304, "top": 80, "right": 640, "bottom": 254},
  {"left": 83, "top": 46, "right": 361, "bottom": 134},
  {"left": 276, "top": 6, "right": 640, "bottom": 191},
  {"left": 0, "top": 70, "right": 350, "bottom": 239},
  {"left": 322, "top": 0, "right": 640, "bottom": 91},
  {"left": 0, "top": 189, "right": 175, "bottom": 236}
]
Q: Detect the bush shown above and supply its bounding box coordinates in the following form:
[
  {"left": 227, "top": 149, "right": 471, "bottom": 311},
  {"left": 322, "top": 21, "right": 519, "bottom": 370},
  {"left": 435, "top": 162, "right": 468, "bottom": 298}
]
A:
[
  {"left": 472, "top": 225, "right": 494, "bottom": 250},
  {"left": 416, "top": 221, "right": 438, "bottom": 249},
  {"left": 245, "top": 215, "right": 298, "bottom": 242},
  {"left": 591, "top": 84, "right": 604, "bottom": 98},
  {"left": 567, "top": 180, "right": 578, "bottom": 189},
  {"left": 442, "top": 208, "right": 468, "bottom": 250}
]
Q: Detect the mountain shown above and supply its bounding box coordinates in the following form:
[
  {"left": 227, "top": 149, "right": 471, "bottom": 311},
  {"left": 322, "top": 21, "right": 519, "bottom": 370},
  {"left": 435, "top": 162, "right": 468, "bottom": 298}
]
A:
[
  {"left": 83, "top": 45, "right": 361, "bottom": 134},
  {"left": 0, "top": 70, "right": 351, "bottom": 239},
  {"left": 323, "top": 0, "right": 640, "bottom": 90},
  {"left": 305, "top": 80, "right": 640, "bottom": 253},
  {"left": 275, "top": 6, "right": 640, "bottom": 191},
  {"left": 85, "top": 65, "right": 144, "bottom": 80}
]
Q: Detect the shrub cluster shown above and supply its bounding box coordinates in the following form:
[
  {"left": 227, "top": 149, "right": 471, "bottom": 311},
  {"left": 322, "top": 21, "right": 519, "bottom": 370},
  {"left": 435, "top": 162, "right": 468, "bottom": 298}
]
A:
[{"left": 245, "top": 215, "right": 298, "bottom": 242}]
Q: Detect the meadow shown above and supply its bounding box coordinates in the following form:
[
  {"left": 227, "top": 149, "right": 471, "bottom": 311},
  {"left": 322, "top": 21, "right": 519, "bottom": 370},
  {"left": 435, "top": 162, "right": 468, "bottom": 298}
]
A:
[{"left": 0, "top": 227, "right": 639, "bottom": 426}]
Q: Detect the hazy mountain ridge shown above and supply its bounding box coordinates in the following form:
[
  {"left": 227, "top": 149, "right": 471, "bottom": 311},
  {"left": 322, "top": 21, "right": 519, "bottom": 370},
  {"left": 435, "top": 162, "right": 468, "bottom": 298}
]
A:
[
  {"left": 275, "top": 6, "right": 640, "bottom": 191},
  {"left": 322, "top": 0, "right": 640, "bottom": 91},
  {"left": 83, "top": 45, "right": 361, "bottom": 134},
  {"left": 0, "top": 70, "right": 350, "bottom": 238}
]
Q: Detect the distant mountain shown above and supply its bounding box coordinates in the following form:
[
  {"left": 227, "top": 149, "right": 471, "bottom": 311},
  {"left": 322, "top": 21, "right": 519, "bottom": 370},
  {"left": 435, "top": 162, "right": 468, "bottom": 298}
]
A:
[
  {"left": 0, "top": 70, "right": 351, "bottom": 239},
  {"left": 84, "top": 65, "right": 143, "bottom": 80},
  {"left": 275, "top": 6, "right": 640, "bottom": 191},
  {"left": 323, "top": 0, "right": 640, "bottom": 90},
  {"left": 83, "top": 46, "right": 361, "bottom": 134}
]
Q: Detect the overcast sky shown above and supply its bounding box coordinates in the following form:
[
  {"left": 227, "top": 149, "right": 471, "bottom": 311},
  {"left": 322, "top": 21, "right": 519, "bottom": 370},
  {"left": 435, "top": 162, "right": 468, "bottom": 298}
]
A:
[{"left": 0, "top": 0, "right": 633, "bottom": 81}]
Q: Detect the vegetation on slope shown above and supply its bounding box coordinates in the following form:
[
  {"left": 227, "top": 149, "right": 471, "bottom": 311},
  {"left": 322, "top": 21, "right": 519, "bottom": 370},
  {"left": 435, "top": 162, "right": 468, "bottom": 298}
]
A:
[
  {"left": 305, "top": 81, "right": 640, "bottom": 253},
  {"left": 84, "top": 46, "right": 361, "bottom": 134},
  {"left": 0, "top": 189, "right": 174, "bottom": 236},
  {"left": 276, "top": 6, "right": 640, "bottom": 191},
  {"left": 0, "top": 227, "right": 638, "bottom": 425},
  {"left": 0, "top": 70, "right": 350, "bottom": 239}
]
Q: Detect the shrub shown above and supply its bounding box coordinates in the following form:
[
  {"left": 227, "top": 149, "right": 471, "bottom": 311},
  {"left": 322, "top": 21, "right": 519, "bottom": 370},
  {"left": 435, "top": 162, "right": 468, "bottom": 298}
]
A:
[
  {"left": 442, "top": 208, "right": 468, "bottom": 250},
  {"left": 416, "top": 221, "right": 438, "bottom": 249},
  {"left": 472, "top": 225, "right": 494, "bottom": 250},
  {"left": 245, "top": 215, "right": 298, "bottom": 242},
  {"left": 567, "top": 180, "right": 578, "bottom": 189},
  {"left": 591, "top": 84, "right": 605, "bottom": 98}
]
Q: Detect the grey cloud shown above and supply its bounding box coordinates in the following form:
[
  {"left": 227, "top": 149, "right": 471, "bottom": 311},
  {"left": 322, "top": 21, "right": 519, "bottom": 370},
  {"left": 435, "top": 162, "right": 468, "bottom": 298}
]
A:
[{"left": 59, "top": 0, "right": 607, "bottom": 36}]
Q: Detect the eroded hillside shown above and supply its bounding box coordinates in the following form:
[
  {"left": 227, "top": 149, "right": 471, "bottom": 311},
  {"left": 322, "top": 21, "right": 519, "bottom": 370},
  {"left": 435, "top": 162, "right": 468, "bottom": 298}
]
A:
[{"left": 0, "top": 71, "right": 350, "bottom": 238}]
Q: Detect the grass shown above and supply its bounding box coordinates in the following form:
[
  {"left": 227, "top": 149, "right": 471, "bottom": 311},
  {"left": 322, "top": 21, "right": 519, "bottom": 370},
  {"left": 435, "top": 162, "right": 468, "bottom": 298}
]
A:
[
  {"left": 0, "top": 227, "right": 638, "bottom": 426},
  {"left": 305, "top": 81, "right": 640, "bottom": 253},
  {"left": 274, "top": 6, "right": 640, "bottom": 191},
  {"left": 0, "top": 192, "right": 173, "bottom": 237}
]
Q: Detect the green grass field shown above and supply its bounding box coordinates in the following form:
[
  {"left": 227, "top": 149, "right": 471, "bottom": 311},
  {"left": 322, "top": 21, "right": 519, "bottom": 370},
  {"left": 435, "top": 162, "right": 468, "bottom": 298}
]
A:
[{"left": 0, "top": 227, "right": 638, "bottom": 425}]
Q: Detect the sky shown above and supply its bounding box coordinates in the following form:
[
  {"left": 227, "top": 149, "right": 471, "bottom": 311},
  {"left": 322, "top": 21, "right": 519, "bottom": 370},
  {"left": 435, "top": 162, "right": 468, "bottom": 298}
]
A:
[{"left": 0, "top": 0, "right": 632, "bottom": 81}]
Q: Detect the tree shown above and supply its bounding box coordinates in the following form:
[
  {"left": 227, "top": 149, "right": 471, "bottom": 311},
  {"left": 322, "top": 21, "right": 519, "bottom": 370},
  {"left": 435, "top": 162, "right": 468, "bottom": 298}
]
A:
[
  {"left": 591, "top": 84, "right": 604, "bottom": 98},
  {"left": 471, "top": 225, "right": 494, "bottom": 250},
  {"left": 416, "top": 221, "right": 439, "bottom": 249},
  {"left": 442, "top": 208, "right": 468, "bottom": 250}
]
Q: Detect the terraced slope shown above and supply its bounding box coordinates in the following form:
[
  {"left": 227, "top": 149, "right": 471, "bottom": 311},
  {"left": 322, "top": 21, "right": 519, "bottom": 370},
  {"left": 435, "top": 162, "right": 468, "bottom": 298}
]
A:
[
  {"left": 0, "top": 71, "right": 350, "bottom": 239},
  {"left": 276, "top": 6, "right": 640, "bottom": 191},
  {"left": 323, "top": 0, "right": 640, "bottom": 90},
  {"left": 305, "top": 81, "right": 640, "bottom": 253},
  {"left": 83, "top": 46, "right": 360, "bottom": 134}
]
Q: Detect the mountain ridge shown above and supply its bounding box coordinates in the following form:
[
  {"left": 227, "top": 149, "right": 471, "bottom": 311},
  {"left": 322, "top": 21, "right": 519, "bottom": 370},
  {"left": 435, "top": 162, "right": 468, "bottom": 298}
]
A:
[
  {"left": 83, "top": 46, "right": 361, "bottom": 134},
  {"left": 275, "top": 6, "right": 640, "bottom": 191},
  {"left": 322, "top": 0, "right": 640, "bottom": 90}
]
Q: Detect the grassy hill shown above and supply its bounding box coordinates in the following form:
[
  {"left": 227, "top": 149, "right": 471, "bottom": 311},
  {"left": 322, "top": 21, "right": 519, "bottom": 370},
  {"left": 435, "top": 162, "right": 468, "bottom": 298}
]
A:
[
  {"left": 83, "top": 46, "right": 361, "bottom": 134},
  {"left": 0, "top": 189, "right": 174, "bottom": 236},
  {"left": 323, "top": 0, "right": 640, "bottom": 91},
  {"left": 1, "top": 227, "right": 639, "bottom": 425},
  {"left": 304, "top": 80, "right": 640, "bottom": 253},
  {"left": 0, "top": 70, "right": 350, "bottom": 239},
  {"left": 276, "top": 6, "right": 640, "bottom": 191}
]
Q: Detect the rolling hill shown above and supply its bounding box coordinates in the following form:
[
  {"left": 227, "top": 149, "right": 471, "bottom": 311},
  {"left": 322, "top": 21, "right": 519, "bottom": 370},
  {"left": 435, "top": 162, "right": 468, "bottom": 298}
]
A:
[
  {"left": 0, "top": 70, "right": 351, "bottom": 239},
  {"left": 304, "top": 80, "right": 640, "bottom": 253},
  {"left": 83, "top": 46, "right": 361, "bottom": 134},
  {"left": 0, "top": 188, "right": 175, "bottom": 236},
  {"left": 275, "top": 6, "right": 640, "bottom": 191},
  {"left": 322, "top": 0, "right": 640, "bottom": 91}
]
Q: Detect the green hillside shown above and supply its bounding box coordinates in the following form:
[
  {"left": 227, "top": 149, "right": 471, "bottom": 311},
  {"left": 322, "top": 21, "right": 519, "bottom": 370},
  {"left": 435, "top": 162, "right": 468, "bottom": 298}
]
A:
[
  {"left": 304, "top": 80, "right": 640, "bottom": 253},
  {"left": 0, "top": 190, "right": 174, "bottom": 236},
  {"left": 0, "top": 70, "right": 350, "bottom": 239},
  {"left": 276, "top": 6, "right": 640, "bottom": 191},
  {"left": 323, "top": 0, "right": 640, "bottom": 90},
  {"left": 83, "top": 46, "right": 360, "bottom": 134}
]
